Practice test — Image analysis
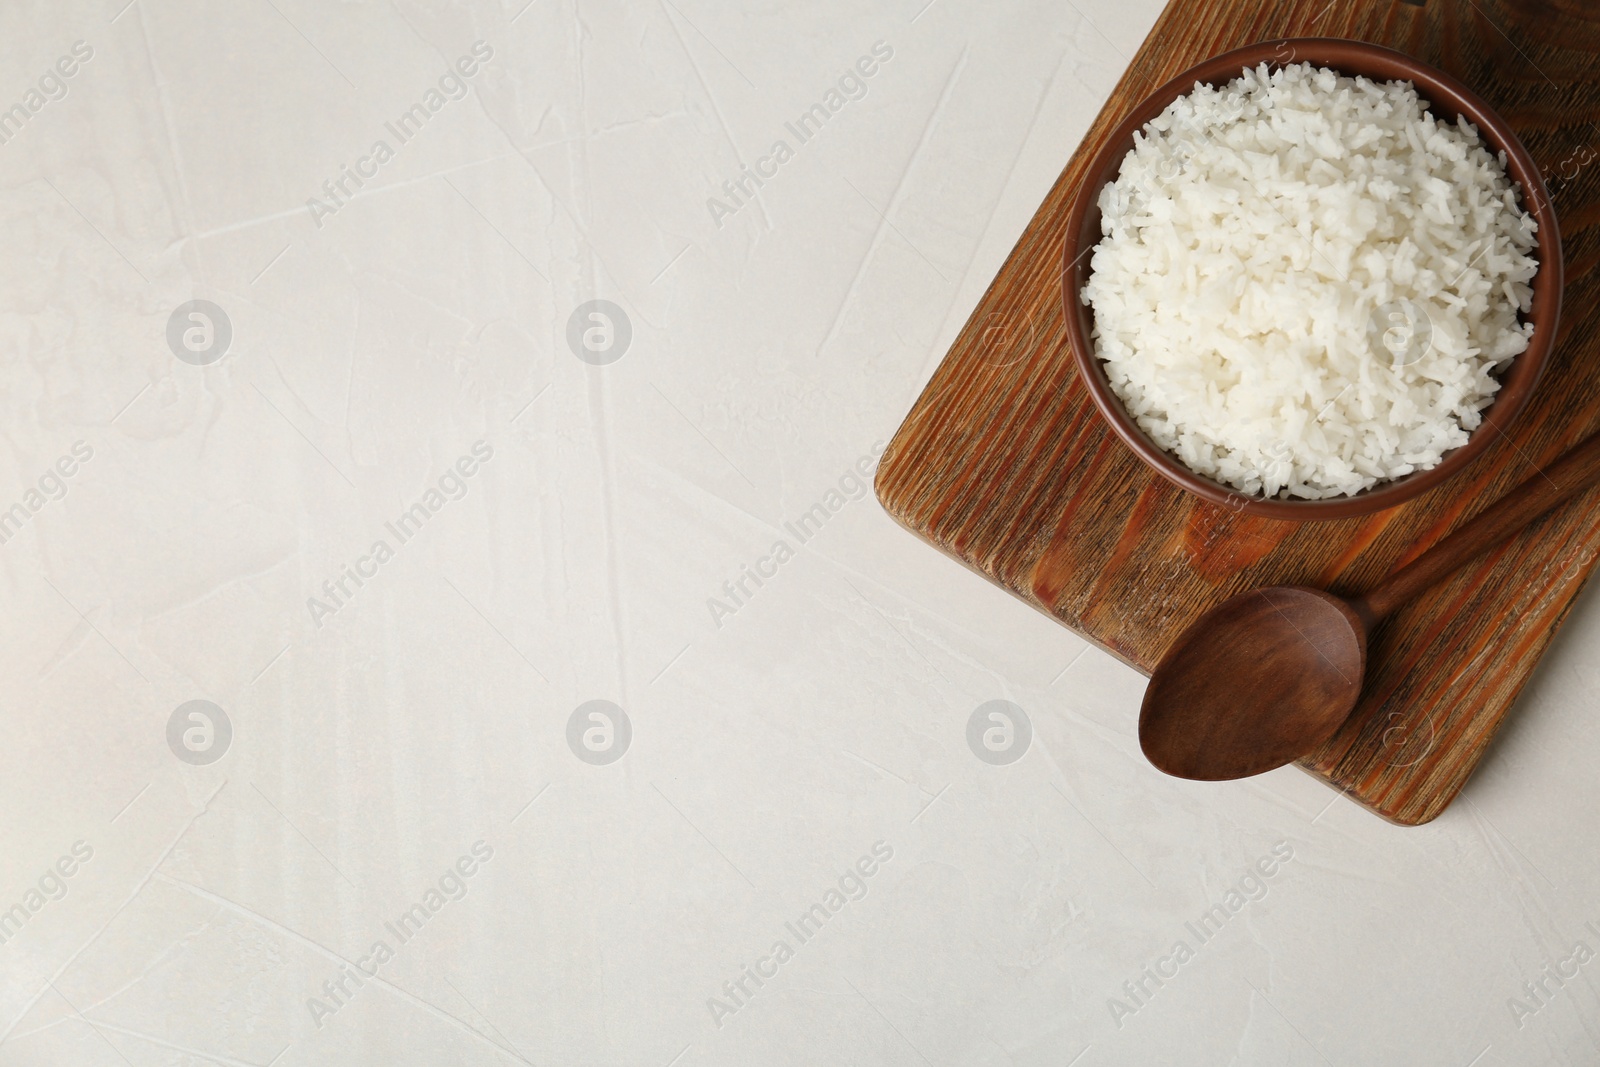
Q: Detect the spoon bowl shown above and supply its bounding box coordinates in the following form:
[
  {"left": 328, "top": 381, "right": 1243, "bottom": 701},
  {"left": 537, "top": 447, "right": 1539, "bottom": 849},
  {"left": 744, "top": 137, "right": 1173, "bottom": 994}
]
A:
[
  {"left": 1140, "top": 588, "right": 1366, "bottom": 780},
  {"left": 1138, "top": 429, "right": 1600, "bottom": 782}
]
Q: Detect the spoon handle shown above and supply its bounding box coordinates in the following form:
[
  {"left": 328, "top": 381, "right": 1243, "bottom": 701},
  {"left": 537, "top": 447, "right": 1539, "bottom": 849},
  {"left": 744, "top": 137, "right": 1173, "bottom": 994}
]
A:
[{"left": 1354, "top": 428, "right": 1600, "bottom": 624}]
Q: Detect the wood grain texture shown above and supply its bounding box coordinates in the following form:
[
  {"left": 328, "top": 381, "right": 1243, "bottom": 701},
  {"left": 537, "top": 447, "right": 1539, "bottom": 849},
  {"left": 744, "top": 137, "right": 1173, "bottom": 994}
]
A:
[{"left": 873, "top": 0, "right": 1600, "bottom": 825}]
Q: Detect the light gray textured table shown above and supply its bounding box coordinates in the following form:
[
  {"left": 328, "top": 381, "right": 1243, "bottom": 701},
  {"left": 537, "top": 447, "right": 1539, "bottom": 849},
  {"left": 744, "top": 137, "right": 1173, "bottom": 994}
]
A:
[{"left": 2, "top": 0, "right": 1595, "bottom": 1064}]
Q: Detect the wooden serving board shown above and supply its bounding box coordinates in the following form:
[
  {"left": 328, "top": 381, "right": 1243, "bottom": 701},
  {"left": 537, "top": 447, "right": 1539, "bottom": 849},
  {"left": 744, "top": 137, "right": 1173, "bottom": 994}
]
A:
[{"left": 875, "top": 0, "right": 1600, "bottom": 824}]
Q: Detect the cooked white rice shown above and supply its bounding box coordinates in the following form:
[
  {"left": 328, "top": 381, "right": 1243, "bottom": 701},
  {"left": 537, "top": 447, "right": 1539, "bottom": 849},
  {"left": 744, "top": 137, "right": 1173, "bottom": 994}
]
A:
[{"left": 1081, "top": 62, "right": 1539, "bottom": 499}]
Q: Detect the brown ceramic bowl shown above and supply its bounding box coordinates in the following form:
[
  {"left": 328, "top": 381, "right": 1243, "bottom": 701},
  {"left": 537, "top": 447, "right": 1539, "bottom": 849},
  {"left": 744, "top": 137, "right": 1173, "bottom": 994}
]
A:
[{"left": 1062, "top": 38, "right": 1562, "bottom": 520}]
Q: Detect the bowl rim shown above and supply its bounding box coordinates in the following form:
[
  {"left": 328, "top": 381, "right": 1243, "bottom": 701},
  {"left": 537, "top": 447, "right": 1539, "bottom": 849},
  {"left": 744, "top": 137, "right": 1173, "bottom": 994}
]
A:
[{"left": 1061, "top": 36, "right": 1564, "bottom": 520}]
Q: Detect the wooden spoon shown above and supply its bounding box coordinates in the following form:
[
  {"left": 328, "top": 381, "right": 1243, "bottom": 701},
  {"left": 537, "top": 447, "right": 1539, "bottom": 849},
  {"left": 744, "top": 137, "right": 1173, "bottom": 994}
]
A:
[{"left": 1140, "top": 430, "right": 1600, "bottom": 781}]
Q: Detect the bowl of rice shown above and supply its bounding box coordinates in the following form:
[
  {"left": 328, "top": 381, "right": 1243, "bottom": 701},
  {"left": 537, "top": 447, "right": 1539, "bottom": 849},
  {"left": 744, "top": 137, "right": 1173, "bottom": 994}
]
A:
[{"left": 1065, "top": 38, "right": 1562, "bottom": 519}]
